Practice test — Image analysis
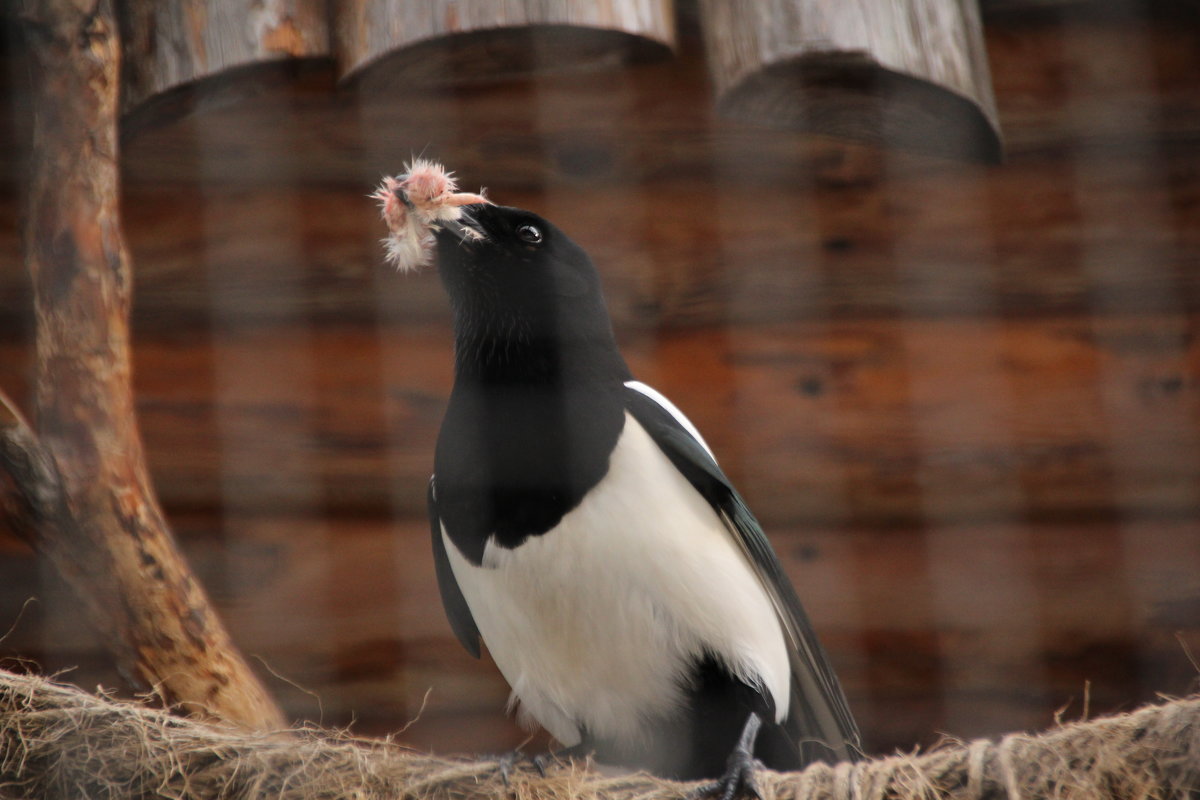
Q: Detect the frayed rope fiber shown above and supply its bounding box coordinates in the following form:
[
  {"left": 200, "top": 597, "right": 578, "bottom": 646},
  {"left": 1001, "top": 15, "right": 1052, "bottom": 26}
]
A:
[{"left": 0, "top": 670, "right": 1196, "bottom": 800}]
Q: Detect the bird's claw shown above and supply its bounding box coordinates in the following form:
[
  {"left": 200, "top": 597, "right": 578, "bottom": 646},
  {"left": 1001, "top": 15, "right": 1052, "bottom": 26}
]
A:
[
  {"left": 688, "top": 713, "right": 765, "bottom": 800},
  {"left": 495, "top": 751, "right": 520, "bottom": 787},
  {"left": 493, "top": 748, "right": 556, "bottom": 787},
  {"left": 686, "top": 754, "right": 764, "bottom": 800}
]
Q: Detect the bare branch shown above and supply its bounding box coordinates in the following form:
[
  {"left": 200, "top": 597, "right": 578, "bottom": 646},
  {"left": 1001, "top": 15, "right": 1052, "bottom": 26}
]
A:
[{"left": 0, "top": 389, "right": 65, "bottom": 546}]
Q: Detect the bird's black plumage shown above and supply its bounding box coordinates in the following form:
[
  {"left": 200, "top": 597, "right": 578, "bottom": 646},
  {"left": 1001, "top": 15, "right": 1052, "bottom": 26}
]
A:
[
  {"left": 432, "top": 204, "right": 629, "bottom": 563},
  {"left": 425, "top": 203, "right": 861, "bottom": 781}
]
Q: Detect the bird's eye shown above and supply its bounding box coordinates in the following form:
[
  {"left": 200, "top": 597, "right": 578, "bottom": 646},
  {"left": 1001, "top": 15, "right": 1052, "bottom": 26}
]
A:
[{"left": 516, "top": 224, "right": 543, "bottom": 245}]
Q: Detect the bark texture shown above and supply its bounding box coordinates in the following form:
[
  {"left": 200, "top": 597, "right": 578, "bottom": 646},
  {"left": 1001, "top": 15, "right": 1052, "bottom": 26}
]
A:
[
  {"left": 336, "top": 0, "right": 675, "bottom": 85},
  {"left": 7, "top": 0, "right": 286, "bottom": 731},
  {"left": 119, "top": 0, "right": 330, "bottom": 114},
  {"left": 700, "top": 0, "right": 1002, "bottom": 161}
]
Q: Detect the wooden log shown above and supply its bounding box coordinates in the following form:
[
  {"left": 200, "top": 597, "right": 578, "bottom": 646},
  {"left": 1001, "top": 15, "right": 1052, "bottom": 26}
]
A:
[
  {"left": 38, "top": 2, "right": 1200, "bottom": 178},
  {"left": 98, "top": 10, "right": 1200, "bottom": 185},
  {"left": 2, "top": 8, "right": 1188, "bottom": 331},
  {"left": 336, "top": 0, "right": 675, "bottom": 86},
  {"left": 699, "top": 0, "right": 1003, "bottom": 162},
  {"left": 6, "top": 0, "right": 285, "bottom": 730},
  {"left": 118, "top": 0, "right": 330, "bottom": 129}
]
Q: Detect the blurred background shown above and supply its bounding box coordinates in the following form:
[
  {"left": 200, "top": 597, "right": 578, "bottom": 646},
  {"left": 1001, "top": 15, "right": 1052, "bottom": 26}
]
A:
[{"left": 1, "top": 0, "right": 1198, "bottom": 759}]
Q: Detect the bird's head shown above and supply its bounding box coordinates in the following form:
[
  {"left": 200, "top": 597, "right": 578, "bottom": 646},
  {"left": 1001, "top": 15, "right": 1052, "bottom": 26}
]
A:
[{"left": 433, "top": 203, "right": 613, "bottom": 348}]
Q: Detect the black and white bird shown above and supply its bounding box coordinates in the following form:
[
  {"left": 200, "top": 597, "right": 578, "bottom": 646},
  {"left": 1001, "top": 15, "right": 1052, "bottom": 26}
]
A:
[{"left": 423, "top": 202, "right": 862, "bottom": 788}]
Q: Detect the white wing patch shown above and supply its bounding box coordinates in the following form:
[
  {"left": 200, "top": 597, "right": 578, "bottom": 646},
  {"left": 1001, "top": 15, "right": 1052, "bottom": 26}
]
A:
[
  {"left": 623, "top": 380, "right": 716, "bottom": 461},
  {"left": 440, "top": 412, "right": 790, "bottom": 749}
]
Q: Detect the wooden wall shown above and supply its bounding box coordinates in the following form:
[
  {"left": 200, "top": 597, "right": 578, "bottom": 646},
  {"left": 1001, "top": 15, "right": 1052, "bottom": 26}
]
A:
[{"left": 1, "top": 1, "right": 1198, "bottom": 758}]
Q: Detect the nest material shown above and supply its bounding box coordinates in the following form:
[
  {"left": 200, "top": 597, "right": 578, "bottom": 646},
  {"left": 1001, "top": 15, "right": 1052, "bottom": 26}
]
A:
[
  {"left": 0, "top": 670, "right": 1196, "bottom": 800},
  {"left": 372, "top": 160, "right": 488, "bottom": 273}
]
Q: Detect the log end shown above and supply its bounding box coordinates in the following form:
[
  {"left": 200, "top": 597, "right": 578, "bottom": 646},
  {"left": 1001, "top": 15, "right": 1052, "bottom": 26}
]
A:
[
  {"left": 117, "top": 2, "right": 331, "bottom": 119},
  {"left": 340, "top": 24, "right": 673, "bottom": 89},
  {"left": 121, "top": 58, "right": 333, "bottom": 139},
  {"left": 716, "top": 54, "right": 1004, "bottom": 165}
]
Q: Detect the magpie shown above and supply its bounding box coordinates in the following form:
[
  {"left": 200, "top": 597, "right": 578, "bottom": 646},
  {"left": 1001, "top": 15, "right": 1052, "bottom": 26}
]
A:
[{"left": 425, "top": 202, "right": 862, "bottom": 788}]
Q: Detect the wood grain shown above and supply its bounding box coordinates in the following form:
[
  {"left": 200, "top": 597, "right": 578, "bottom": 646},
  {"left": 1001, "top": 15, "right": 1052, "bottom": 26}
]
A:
[
  {"left": 0, "top": 0, "right": 1194, "bottom": 187},
  {"left": 1, "top": 315, "right": 1195, "bottom": 527},
  {"left": 0, "top": 126, "right": 1195, "bottom": 338},
  {"left": 699, "top": 0, "right": 1002, "bottom": 162},
  {"left": 119, "top": 0, "right": 330, "bottom": 120},
  {"left": 0, "top": 12, "right": 1194, "bottom": 332},
  {"left": 336, "top": 0, "right": 675, "bottom": 85}
]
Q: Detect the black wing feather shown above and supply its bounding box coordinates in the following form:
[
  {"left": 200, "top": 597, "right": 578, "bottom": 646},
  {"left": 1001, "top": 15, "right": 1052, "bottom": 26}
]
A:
[
  {"left": 428, "top": 476, "right": 482, "bottom": 658},
  {"left": 624, "top": 386, "right": 862, "bottom": 764}
]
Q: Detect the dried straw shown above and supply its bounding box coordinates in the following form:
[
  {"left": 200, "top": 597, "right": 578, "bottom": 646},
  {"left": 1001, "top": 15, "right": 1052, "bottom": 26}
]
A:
[{"left": 0, "top": 669, "right": 1195, "bottom": 800}]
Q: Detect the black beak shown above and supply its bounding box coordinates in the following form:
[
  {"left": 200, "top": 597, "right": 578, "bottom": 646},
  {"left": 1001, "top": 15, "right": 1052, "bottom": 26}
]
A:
[
  {"left": 438, "top": 218, "right": 476, "bottom": 242},
  {"left": 435, "top": 205, "right": 487, "bottom": 243}
]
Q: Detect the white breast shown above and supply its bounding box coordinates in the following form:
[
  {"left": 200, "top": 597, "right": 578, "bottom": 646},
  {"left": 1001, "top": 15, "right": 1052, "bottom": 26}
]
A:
[{"left": 441, "top": 412, "right": 791, "bottom": 748}]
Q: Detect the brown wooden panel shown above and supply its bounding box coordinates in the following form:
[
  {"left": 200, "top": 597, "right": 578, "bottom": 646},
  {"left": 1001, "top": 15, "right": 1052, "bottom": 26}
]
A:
[
  {"left": 3, "top": 315, "right": 1197, "bottom": 526},
  {"left": 3, "top": 515, "right": 1196, "bottom": 753},
  {"left": 1, "top": 12, "right": 1198, "bottom": 331},
  {"left": 2, "top": 133, "right": 1196, "bottom": 337}
]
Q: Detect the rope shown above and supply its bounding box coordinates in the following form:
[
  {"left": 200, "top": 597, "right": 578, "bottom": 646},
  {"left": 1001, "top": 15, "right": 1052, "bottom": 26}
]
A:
[{"left": 0, "top": 670, "right": 1196, "bottom": 800}]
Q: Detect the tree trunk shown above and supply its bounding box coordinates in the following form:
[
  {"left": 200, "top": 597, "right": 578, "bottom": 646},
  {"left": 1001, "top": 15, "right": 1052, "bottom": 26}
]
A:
[{"left": 6, "top": 0, "right": 286, "bottom": 731}]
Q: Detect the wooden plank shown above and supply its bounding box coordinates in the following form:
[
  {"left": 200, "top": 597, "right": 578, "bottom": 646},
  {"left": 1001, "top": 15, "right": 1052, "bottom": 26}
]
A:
[
  {"left": 3, "top": 515, "right": 1196, "bottom": 752},
  {"left": 985, "top": 6, "right": 1200, "bottom": 155},
  {"left": 0, "top": 10, "right": 1196, "bottom": 330},
  {"left": 2, "top": 128, "right": 1197, "bottom": 336},
  {"left": 2, "top": 314, "right": 1197, "bottom": 526},
  {"left": 981, "top": 0, "right": 1198, "bottom": 20}
]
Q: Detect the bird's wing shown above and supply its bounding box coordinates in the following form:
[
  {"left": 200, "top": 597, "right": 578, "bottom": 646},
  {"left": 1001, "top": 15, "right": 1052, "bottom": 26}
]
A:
[
  {"left": 624, "top": 382, "right": 862, "bottom": 763},
  {"left": 429, "top": 476, "right": 482, "bottom": 658}
]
